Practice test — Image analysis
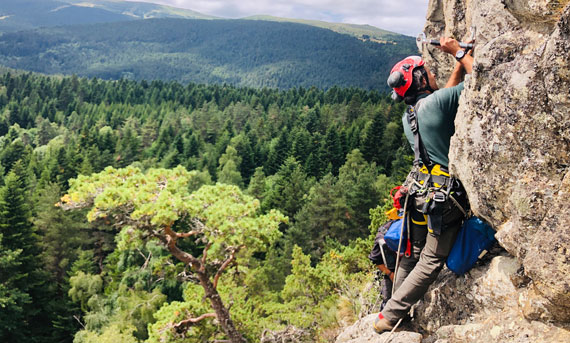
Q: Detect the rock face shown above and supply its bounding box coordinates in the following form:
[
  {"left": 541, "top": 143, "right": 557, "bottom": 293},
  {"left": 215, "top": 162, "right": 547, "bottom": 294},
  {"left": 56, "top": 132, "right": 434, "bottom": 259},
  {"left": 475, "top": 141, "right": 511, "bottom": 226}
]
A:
[
  {"left": 336, "top": 254, "right": 570, "bottom": 343},
  {"left": 336, "top": 1, "right": 570, "bottom": 342},
  {"left": 424, "top": 0, "right": 570, "bottom": 332},
  {"left": 433, "top": 0, "right": 570, "bottom": 322},
  {"left": 413, "top": 254, "right": 570, "bottom": 342}
]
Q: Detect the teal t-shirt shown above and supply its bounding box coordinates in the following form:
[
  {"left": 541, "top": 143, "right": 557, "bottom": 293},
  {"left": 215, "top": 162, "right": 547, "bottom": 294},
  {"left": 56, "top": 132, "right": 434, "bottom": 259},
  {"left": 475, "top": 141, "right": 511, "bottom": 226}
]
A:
[{"left": 402, "top": 82, "right": 464, "bottom": 168}]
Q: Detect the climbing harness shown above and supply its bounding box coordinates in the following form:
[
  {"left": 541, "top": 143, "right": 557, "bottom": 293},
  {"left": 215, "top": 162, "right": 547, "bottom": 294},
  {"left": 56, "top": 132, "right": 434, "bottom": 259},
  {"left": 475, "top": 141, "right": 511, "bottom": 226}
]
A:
[{"left": 405, "top": 104, "right": 468, "bottom": 234}]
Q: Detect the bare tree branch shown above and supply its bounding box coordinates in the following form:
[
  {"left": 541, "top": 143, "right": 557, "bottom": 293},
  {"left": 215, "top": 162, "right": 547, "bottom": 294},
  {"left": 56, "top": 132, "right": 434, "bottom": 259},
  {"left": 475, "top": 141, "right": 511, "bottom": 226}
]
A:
[
  {"left": 137, "top": 248, "right": 152, "bottom": 270},
  {"left": 172, "top": 312, "right": 217, "bottom": 332},
  {"left": 164, "top": 225, "right": 201, "bottom": 269},
  {"left": 213, "top": 246, "right": 243, "bottom": 289},
  {"left": 200, "top": 242, "right": 212, "bottom": 272},
  {"left": 73, "top": 315, "right": 86, "bottom": 330},
  {"left": 176, "top": 230, "right": 201, "bottom": 238},
  {"left": 163, "top": 217, "right": 207, "bottom": 239}
]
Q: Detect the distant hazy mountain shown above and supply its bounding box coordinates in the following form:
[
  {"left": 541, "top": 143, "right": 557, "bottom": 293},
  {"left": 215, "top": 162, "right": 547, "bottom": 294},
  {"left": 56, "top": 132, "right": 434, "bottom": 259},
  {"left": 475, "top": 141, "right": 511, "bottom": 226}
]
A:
[
  {"left": 244, "top": 15, "right": 408, "bottom": 43},
  {"left": 0, "top": 1, "right": 417, "bottom": 89},
  {"left": 0, "top": 18, "right": 416, "bottom": 90},
  {"left": 0, "top": 0, "right": 217, "bottom": 32}
]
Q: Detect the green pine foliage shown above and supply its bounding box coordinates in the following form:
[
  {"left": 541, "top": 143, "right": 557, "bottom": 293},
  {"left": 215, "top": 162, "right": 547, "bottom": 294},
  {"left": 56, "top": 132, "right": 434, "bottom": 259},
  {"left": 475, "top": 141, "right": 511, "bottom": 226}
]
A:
[
  {"left": 0, "top": 70, "right": 412, "bottom": 342},
  {"left": 0, "top": 169, "right": 53, "bottom": 342},
  {"left": 0, "top": 233, "right": 30, "bottom": 339}
]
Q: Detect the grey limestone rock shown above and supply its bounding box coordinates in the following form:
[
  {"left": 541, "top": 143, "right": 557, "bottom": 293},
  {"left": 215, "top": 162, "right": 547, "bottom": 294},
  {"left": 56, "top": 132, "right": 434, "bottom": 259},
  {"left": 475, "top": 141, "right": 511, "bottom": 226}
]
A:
[
  {"left": 336, "top": 1, "right": 570, "bottom": 342},
  {"left": 440, "top": 0, "right": 570, "bottom": 322},
  {"left": 414, "top": 255, "right": 570, "bottom": 342}
]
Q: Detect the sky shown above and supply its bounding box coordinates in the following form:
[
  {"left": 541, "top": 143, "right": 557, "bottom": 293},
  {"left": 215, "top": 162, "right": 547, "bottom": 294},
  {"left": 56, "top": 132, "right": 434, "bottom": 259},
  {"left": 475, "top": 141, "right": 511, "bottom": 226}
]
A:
[{"left": 125, "top": 0, "right": 428, "bottom": 36}]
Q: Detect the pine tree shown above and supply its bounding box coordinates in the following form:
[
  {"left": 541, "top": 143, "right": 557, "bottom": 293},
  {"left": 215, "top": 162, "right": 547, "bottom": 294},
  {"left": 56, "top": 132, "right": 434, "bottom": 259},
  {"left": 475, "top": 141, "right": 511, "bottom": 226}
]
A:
[
  {"left": 288, "top": 173, "right": 349, "bottom": 260},
  {"left": 184, "top": 133, "right": 201, "bottom": 158},
  {"left": 0, "top": 171, "right": 50, "bottom": 343},
  {"left": 322, "top": 126, "right": 344, "bottom": 175},
  {"left": 262, "top": 157, "right": 312, "bottom": 219},
  {"left": 35, "top": 183, "right": 89, "bottom": 284},
  {"left": 0, "top": 138, "right": 29, "bottom": 174},
  {"left": 290, "top": 128, "right": 312, "bottom": 166},
  {"left": 390, "top": 146, "right": 414, "bottom": 183},
  {"left": 217, "top": 145, "right": 244, "bottom": 188},
  {"left": 360, "top": 109, "right": 387, "bottom": 166},
  {"left": 0, "top": 233, "right": 31, "bottom": 340},
  {"left": 232, "top": 134, "right": 256, "bottom": 184},
  {"left": 336, "top": 149, "right": 380, "bottom": 239},
  {"left": 265, "top": 130, "right": 290, "bottom": 176},
  {"left": 304, "top": 132, "right": 324, "bottom": 178},
  {"left": 62, "top": 167, "right": 287, "bottom": 343},
  {"left": 347, "top": 93, "right": 362, "bottom": 121},
  {"left": 246, "top": 167, "right": 266, "bottom": 202},
  {"left": 379, "top": 121, "right": 403, "bottom": 174},
  {"left": 116, "top": 125, "right": 141, "bottom": 168},
  {"left": 55, "top": 147, "right": 75, "bottom": 189}
]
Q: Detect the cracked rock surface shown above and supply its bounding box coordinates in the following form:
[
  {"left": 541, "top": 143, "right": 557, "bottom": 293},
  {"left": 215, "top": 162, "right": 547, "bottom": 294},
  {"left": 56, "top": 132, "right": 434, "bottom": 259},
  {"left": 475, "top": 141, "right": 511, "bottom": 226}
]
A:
[
  {"left": 336, "top": 1, "right": 570, "bottom": 342},
  {"left": 441, "top": 0, "right": 570, "bottom": 323}
]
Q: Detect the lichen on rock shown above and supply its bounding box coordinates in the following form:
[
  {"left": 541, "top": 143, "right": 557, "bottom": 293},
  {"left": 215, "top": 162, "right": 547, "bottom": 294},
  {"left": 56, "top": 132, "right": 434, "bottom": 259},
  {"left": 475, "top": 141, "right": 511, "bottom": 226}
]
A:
[
  {"left": 336, "top": 1, "right": 570, "bottom": 342},
  {"left": 445, "top": 0, "right": 570, "bottom": 323}
]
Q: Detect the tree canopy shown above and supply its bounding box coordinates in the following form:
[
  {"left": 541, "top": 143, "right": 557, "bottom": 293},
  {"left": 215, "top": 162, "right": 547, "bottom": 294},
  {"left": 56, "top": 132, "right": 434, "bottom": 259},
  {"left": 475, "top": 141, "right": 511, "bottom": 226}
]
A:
[{"left": 0, "top": 70, "right": 412, "bottom": 342}]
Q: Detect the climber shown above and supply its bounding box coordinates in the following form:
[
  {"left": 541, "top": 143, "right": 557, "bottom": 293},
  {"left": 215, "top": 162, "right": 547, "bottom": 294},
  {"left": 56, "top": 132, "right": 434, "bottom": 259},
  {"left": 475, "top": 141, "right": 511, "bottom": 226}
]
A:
[
  {"left": 369, "top": 220, "right": 398, "bottom": 310},
  {"left": 373, "top": 37, "right": 473, "bottom": 334}
]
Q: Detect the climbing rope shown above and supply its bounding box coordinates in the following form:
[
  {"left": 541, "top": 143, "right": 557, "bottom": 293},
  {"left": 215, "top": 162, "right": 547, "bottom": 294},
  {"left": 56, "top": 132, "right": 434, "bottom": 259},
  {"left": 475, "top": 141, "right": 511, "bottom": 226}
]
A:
[{"left": 381, "top": 317, "right": 404, "bottom": 343}]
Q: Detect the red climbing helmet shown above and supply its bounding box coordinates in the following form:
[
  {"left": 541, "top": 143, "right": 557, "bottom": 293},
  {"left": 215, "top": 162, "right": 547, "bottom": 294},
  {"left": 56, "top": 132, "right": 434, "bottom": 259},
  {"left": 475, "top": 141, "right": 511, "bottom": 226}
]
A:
[{"left": 387, "top": 56, "right": 425, "bottom": 102}]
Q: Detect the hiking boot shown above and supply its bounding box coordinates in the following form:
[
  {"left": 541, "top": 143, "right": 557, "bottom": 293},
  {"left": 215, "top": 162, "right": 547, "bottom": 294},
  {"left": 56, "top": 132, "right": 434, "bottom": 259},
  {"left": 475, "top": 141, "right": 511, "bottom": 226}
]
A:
[{"left": 373, "top": 313, "right": 394, "bottom": 334}]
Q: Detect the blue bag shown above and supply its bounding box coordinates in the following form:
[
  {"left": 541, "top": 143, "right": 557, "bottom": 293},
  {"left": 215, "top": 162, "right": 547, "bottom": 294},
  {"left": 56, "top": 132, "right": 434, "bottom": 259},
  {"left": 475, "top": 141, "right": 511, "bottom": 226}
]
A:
[
  {"left": 383, "top": 219, "right": 408, "bottom": 255},
  {"left": 446, "top": 216, "right": 496, "bottom": 275}
]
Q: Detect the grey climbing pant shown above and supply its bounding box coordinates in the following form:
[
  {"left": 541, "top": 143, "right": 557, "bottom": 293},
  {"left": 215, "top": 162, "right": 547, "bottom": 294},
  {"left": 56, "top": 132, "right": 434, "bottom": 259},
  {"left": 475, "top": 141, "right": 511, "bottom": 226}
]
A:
[{"left": 380, "top": 198, "right": 465, "bottom": 324}]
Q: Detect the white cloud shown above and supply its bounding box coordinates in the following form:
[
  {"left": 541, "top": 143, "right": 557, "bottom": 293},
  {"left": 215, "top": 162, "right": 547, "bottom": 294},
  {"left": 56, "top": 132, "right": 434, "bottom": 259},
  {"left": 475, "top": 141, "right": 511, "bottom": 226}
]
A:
[{"left": 124, "top": 0, "right": 428, "bottom": 36}]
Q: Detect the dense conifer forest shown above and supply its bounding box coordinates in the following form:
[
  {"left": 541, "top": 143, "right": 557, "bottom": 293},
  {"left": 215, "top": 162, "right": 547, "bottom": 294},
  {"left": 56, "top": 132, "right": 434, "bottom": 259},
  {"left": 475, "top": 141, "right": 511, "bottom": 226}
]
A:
[
  {"left": 0, "top": 18, "right": 416, "bottom": 90},
  {"left": 0, "top": 70, "right": 412, "bottom": 342}
]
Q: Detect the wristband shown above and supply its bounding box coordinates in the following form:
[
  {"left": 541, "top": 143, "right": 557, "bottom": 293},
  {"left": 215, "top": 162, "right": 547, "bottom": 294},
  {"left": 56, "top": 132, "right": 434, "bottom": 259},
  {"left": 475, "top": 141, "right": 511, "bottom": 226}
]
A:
[{"left": 455, "top": 49, "right": 466, "bottom": 61}]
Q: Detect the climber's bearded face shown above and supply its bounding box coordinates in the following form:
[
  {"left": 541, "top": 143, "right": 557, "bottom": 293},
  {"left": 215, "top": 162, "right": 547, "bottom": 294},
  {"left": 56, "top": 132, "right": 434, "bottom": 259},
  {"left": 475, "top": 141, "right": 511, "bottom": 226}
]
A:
[{"left": 424, "top": 65, "right": 439, "bottom": 91}]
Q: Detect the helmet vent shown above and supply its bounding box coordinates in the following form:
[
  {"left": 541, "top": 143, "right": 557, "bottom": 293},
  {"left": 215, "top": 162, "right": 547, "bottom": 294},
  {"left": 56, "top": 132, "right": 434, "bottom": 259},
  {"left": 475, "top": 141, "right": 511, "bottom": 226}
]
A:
[{"left": 387, "top": 71, "right": 406, "bottom": 88}]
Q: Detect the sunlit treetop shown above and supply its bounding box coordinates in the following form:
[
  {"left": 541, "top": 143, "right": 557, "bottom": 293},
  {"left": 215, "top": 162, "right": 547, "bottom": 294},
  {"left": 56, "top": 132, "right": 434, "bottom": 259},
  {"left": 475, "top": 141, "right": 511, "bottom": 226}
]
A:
[{"left": 60, "top": 165, "right": 287, "bottom": 267}]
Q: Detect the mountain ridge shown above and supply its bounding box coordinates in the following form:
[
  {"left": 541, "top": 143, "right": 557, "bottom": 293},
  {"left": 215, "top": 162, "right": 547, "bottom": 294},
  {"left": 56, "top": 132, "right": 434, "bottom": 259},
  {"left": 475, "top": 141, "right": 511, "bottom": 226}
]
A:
[
  {"left": 0, "top": 0, "right": 409, "bottom": 43},
  {"left": 243, "top": 15, "right": 410, "bottom": 42}
]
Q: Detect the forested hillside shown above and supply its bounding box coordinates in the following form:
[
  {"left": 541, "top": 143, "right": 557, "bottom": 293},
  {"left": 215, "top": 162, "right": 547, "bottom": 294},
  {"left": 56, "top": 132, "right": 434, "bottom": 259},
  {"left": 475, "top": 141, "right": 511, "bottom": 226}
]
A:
[
  {"left": 0, "top": 70, "right": 411, "bottom": 342},
  {"left": 0, "top": 18, "right": 416, "bottom": 90}
]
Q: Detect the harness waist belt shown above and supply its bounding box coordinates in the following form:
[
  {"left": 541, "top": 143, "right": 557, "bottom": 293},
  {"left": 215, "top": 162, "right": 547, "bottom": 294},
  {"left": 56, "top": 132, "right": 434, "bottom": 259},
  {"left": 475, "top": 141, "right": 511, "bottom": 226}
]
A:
[
  {"left": 419, "top": 164, "right": 449, "bottom": 176},
  {"left": 416, "top": 164, "right": 451, "bottom": 188}
]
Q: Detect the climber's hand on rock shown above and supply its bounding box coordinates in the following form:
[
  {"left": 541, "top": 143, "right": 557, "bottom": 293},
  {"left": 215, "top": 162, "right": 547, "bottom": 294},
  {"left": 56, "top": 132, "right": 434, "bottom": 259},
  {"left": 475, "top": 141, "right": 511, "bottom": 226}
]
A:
[
  {"left": 466, "top": 40, "right": 475, "bottom": 55},
  {"left": 438, "top": 37, "right": 461, "bottom": 55}
]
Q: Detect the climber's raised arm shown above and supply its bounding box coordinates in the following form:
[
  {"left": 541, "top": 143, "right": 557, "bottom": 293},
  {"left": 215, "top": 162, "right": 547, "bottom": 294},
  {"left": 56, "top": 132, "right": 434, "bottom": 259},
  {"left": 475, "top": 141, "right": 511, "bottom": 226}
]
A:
[{"left": 438, "top": 37, "right": 473, "bottom": 88}]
